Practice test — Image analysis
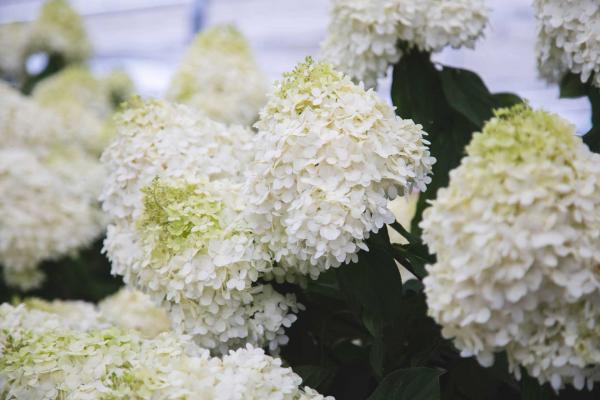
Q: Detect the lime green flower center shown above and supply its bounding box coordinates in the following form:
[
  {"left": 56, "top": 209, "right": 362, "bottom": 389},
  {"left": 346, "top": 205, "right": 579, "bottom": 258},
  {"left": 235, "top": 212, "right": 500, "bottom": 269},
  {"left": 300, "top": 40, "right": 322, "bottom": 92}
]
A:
[
  {"left": 137, "top": 178, "right": 223, "bottom": 262},
  {"left": 467, "top": 104, "right": 576, "bottom": 164}
]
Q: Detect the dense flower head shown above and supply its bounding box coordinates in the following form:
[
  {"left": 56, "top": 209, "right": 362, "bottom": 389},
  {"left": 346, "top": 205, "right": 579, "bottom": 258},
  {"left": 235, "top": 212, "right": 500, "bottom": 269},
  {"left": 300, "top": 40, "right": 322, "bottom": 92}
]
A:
[
  {"left": 102, "top": 99, "right": 299, "bottom": 353},
  {"left": 534, "top": 0, "right": 600, "bottom": 88},
  {"left": 100, "top": 98, "right": 254, "bottom": 222},
  {"left": 421, "top": 105, "right": 600, "bottom": 390},
  {"left": 98, "top": 288, "right": 171, "bottom": 338},
  {"left": 0, "top": 147, "right": 104, "bottom": 291},
  {"left": 167, "top": 24, "right": 268, "bottom": 125},
  {"left": 246, "top": 57, "right": 433, "bottom": 281},
  {"left": 26, "top": 0, "right": 91, "bottom": 63},
  {"left": 0, "top": 304, "right": 331, "bottom": 400},
  {"left": 0, "top": 82, "right": 69, "bottom": 149},
  {"left": 321, "top": 0, "right": 489, "bottom": 88}
]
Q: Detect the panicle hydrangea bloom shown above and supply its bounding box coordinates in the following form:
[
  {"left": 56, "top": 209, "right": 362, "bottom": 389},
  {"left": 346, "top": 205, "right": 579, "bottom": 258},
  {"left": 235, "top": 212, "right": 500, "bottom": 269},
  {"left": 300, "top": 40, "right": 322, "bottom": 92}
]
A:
[
  {"left": 246, "top": 58, "right": 433, "bottom": 281},
  {"left": 102, "top": 99, "right": 299, "bottom": 353},
  {"left": 167, "top": 24, "right": 268, "bottom": 125},
  {"left": 321, "top": 0, "right": 489, "bottom": 88},
  {"left": 0, "top": 148, "right": 105, "bottom": 290},
  {"left": 0, "top": 23, "right": 28, "bottom": 81},
  {"left": 0, "top": 82, "right": 69, "bottom": 149},
  {"left": 32, "top": 66, "right": 134, "bottom": 155},
  {"left": 98, "top": 287, "right": 171, "bottom": 338},
  {"left": 26, "top": 0, "right": 91, "bottom": 64},
  {"left": 0, "top": 304, "right": 331, "bottom": 400},
  {"left": 534, "top": 0, "right": 600, "bottom": 88},
  {"left": 421, "top": 105, "right": 600, "bottom": 391},
  {"left": 20, "top": 298, "right": 106, "bottom": 331},
  {"left": 100, "top": 99, "right": 254, "bottom": 221}
]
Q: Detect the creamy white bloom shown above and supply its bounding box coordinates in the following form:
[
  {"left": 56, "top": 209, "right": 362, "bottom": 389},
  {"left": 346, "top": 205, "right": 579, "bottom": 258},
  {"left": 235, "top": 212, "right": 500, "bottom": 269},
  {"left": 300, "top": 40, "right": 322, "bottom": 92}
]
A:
[
  {"left": 32, "top": 66, "right": 134, "bottom": 155},
  {"left": 0, "top": 305, "right": 331, "bottom": 400},
  {"left": 167, "top": 24, "right": 268, "bottom": 125},
  {"left": 0, "top": 148, "right": 104, "bottom": 290},
  {"left": 26, "top": 0, "right": 91, "bottom": 64},
  {"left": 534, "top": 0, "right": 600, "bottom": 88},
  {"left": 20, "top": 298, "right": 106, "bottom": 331},
  {"left": 100, "top": 99, "right": 255, "bottom": 222},
  {"left": 98, "top": 287, "right": 171, "bottom": 338},
  {"left": 321, "top": 0, "right": 489, "bottom": 88},
  {"left": 0, "top": 82, "right": 69, "bottom": 149},
  {"left": 102, "top": 99, "right": 299, "bottom": 353},
  {"left": 421, "top": 105, "right": 600, "bottom": 391},
  {"left": 0, "top": 23, "right": 28, "bottom": 81},
  {"left": 246, "top": 58, "right": 433, "bottom": 281}
]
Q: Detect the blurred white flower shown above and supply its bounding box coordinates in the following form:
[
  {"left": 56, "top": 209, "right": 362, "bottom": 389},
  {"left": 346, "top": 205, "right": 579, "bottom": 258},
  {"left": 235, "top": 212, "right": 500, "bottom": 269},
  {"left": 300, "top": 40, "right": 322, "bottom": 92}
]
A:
[
  {"left": 98, "top": 287, "right": 171, "bottom": 338},
  {"left": 321, "top": 0, "right": 489, "bottom": 88},
  {"left": 102, "top": 99, "right": 299, "bottom": 353},
  {"left": 421, "top": 105, "right": 600, "bottom": 391},
  {"left": 0, "top": 148, "right": 104, "bottom": 290},
  {"left": 26, "top": 0, "right": 91, "bottom": 64},
  {"left": 0, "top": 23, "right": 28, "bottom": 81},
  {"left": 534, "top": 0, "right": 600, "bottom": 88},
  {"left": 167, "top": 25, "right": 268, "bottom": 125},
  {"left": 0, "top": 82, "right": 69, "bottom": 149},
  {"left": 0, "top": 304, "right": 331, "bottom": 400},
  {"left": 32, "top": 66, "right": 134, "bottom": 155},
  {"left": 246, "top": 58, "right": 433, "bottom": 281}
]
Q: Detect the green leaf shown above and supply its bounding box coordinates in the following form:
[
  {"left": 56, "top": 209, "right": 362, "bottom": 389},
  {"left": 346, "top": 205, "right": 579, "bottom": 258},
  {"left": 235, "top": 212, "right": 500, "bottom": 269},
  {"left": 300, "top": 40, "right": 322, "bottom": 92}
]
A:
[
  {"left": 440, "top": 66, "right": 496, "bottom": 127},
  {"left": 368, "top": 367, "right": 444, "bottom": 400},
  {"left": 559, "top": 73, "right": 588, "bottom": 98},
  {"left": 584, "top": 88, "right": 600, "bottom": 153},
  {"left": 391, "top": 50, "right": 450, "bottom": 133},
  {"left": 336, "top": 229, "right": 403, "bottom": 322},
  {"left": 295, "top": 365, "right": 337, "bottom": 392},
  {"left": 370, "top": 336, "right": 385, "bottom": 379},
  {"left": 492, "top": 92, "right": 524, "bottom": 109}
]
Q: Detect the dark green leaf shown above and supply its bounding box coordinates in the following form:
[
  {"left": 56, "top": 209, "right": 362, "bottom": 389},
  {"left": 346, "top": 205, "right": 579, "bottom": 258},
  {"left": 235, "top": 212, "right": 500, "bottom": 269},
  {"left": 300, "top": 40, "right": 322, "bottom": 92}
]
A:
[
  {"left": 492, "top": 92, "right": 524, "bottom": 109},
  {"left": 295, "top": 365, "right": 337, "bottom": 393},
  {"left": 336, "top": 230, "right": 403, "bottom": 322},
  {"left": 368, "top": 367, "right": 444, "bottom": 400},
  {"left": 440, "top": 66, "right": 496, "bottom": 127},
  {"left": 559, "top": 73, "right": 588, "bottom": 98}
]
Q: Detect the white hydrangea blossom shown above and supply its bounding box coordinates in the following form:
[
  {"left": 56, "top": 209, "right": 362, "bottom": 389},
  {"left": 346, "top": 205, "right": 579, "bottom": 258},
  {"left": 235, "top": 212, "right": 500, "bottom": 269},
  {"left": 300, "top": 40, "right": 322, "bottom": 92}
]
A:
[
  {"left": 246, "top": 58, "right": 433, "bottom": 281},
  {"left": 0, "top": 148, "right": 105, "bottom": 290},
  {"left": 0, "top": 305, "right": 331, "bottom": 400},
  {"left": 421, "top": 105, "right": 600, "bottom": 391},
  {"left": 102, "top": 99, "right": 299, "bottom": 353},
  {"left": 98, "top": 287, "right": 171, "bottom": 338},
  {"left": 534, "top": 0, "right": 600, "bottom": 88},
  {"left": 167, "top": 24, "right": 268, "bottom": 125},
  {"left": 20, "top": 298, "right": 106, "bottom": 331},
  {"left": 321, "top": 0, "right": 489, "bottom": 88},
  {"left": 0, "top": 82, "right": 69, "bottom": 149},
  {"left": 26, "top": 0, "right": 91, "bottom": 64},
  {"left": 100, "top": 99, "right": 255, "bottom": 222},
  {"left": 32, "top": 66, "right": 134, "bottom": 155},
  {"left": 0, "top": 23, "right": 28, "bottom": 81}
]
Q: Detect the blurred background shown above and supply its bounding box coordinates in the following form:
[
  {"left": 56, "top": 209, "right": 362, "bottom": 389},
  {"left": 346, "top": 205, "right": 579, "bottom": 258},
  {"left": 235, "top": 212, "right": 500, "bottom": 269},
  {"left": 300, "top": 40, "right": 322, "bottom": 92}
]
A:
[{"left": 0, "top": 0, "right": 591, "bottom": 132}]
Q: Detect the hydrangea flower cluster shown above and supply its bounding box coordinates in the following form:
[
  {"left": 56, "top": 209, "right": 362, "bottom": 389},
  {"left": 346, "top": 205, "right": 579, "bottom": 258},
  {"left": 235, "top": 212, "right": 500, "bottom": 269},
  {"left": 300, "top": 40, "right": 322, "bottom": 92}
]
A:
[
  {"left": 167, "top": 24, "right": 268, "bottom": 125},
  {"left": 26, "top": 0, "right": 91, "bottom": 64},
  {"left": 246, "top": 58, "right": 433, "bottom": 281},
  {"left": 421, "top": 105, "right": 600, "bottom": 390},
  {"left": 101, "top": 99, "right": 300, "bottom": 354},
  {"left": 534, "top": 0, "right": 600, "bottom": 88},
  {"left": 321, "top": 0, "right": 489, "bottom": 88},
  {"left": 0, "top": 23, "right": 28, "bottom": 81},
  {"left": 0, "top": 82, "right": 69, "bottom": 149},
  {"left": 32, "top": 66, "right": 133, "bottom": 155},
  {"left": 0, "top": 83, "right": 106, "bottom": 291},
  {"left": 0, "top": 148, "right": 105, "bottom": 290},
  {"left": 0, "top": 304, "right": 331, "bottom": 400}
]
